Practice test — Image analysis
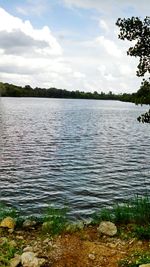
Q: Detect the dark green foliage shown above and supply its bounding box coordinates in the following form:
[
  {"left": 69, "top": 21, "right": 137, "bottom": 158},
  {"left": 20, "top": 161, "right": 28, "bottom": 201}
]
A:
[
  {"left": 134, "top": 225, "right": 150, "bottom": 240},
  {"left": 116, "top": 16, "right": 150, "bottom": 119},
  {"left": 135, "top": 79, "right": 150, "bottom": 105},
  {"left": 92, "top": 195, "right": 150, "bottom": 226},
  {"left": 1, "top": 80, "right": 150, "bottom": 107},
  {"left": 116, "top": 16, "right": 150, "bottom": 77},
  {"left": 137, "top": 109, "right": 150, "bottom": 123},
  {"left": 0, "top": 81, "right": 120, "bottom": 100},
  {"left": 91, "top": 208, "right": 114, "bottom": 225}
]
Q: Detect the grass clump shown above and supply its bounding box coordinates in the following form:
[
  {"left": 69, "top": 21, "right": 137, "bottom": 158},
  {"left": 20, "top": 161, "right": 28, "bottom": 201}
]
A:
[
  {"left": 119, "top": 251, "right": 150, "bottom": 267},
  {"left": 0, "top": 203, "right": 19, "bottom": 221},
  {"left": 91, "top": 207, "right": 114, "bottom": 224},
  {"left": 0, "top": 203, "right": 23, "bottom": 228},
  {"left": 92, "top": 195, "right": 150, "bottom": 226},
  {"left": 0, "top": 238, "right": 19, "bottom": 267},
  {"left": 42, "top": 206, "right": 68, "bottom": 235},
  {"left": 134, "top": 225, "right": 150, "bottom": 240}
]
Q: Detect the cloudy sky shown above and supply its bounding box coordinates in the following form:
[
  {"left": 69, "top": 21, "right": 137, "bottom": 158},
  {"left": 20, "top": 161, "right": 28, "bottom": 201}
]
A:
[{"left": 0, "top": 0, "right": 149, "bottom": 93}]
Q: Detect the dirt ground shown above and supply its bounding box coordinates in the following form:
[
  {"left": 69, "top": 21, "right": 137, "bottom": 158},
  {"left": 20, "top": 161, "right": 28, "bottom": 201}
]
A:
[{"left": 2, "top": 225, "right": 149, "bottom": 267}]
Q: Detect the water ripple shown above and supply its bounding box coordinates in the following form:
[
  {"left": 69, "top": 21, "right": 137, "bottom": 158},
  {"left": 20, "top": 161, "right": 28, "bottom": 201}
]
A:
[{"left": 0, "top": 98, "right": 150, "bottom": 218}]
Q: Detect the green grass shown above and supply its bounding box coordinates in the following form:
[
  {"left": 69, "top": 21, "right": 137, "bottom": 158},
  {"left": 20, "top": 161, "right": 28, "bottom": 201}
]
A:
[
  {"left": 0, "top": 238, "right": 20, "bottom": 267},
  {"left": 134, "top": 225, "right": 150, "bottom": 240},
  {"left": 42, "top": 206, "right": 69, "bottom": 235},
  {"left": 92, "top": 195, "right": 150, "bottom": 226},
  {"left": 0, "top": 202, "right": 69, "bottom": 235},
  {"left": 119, "top": 251, "right": 150, "bottom": 267},
  {"left": 1, "top": 195, "right": 150, "bottom": 238},
  {"left": 0, "top": 203, "right": 19, "bottom": 221}
]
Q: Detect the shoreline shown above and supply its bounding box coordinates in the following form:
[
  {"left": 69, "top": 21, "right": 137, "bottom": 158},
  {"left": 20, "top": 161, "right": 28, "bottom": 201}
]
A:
[
  {"left": 1, "top": 222, "right": 150, "bottom": 267},
  {"left": 1, "top": 195, "right": 150, "bottom": 266}
]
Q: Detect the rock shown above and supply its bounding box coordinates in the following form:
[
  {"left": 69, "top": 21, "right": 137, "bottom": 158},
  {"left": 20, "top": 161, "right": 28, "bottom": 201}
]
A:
[
  {"left": 139, "top": 265, "right": 150, "bottom": 267},
  {"left": 98, "top": 221, "right": 117, "bottom": 236},
  {"left": 48, "top": 241, "right": 53, "bottom": 246},
  {"left": 88, "top": 253, "right": 95, "bottom": 260},
  {"left": 23, "top": 219, "right": 36, "bottom": 228},
  {"left": 21, "top": 252, "right": 45, "bottom": 267},
  {"left": 21, "top": 252, "right": 38, "bottom": 267},
  {"left": 8, "top": 228, "right": 14, "bottom": 234},
  {"left": 0, "top": 217, "right": 16, "bottom": 230},
  {"left": 38, "top": 258, "right": 46, "bottom": 266},
  {"left": 10, "top": 255, "right": 21, "bottom": 267},
  {"left": 23, "top": 246, "right": 33, "bottom": 252},
  {"left": 43, "top": 238, "right": 50, "bottom": 243}
]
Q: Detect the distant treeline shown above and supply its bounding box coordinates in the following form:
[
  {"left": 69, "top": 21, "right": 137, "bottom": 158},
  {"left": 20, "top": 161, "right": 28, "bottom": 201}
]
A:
[{"left": 0, "top": 79, "right": 150, "bottom": 105}]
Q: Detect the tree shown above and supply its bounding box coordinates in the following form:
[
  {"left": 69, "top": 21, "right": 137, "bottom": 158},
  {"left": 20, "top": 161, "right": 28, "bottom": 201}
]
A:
[
  {"left": 116, "top": 16, "right": 150, "bottom": 77},
  {"left": 116, "top": 16, "right": 150, "bottom": 123},
  {"left": 135, "top": 79, "right": 150, "bottom": 104}
]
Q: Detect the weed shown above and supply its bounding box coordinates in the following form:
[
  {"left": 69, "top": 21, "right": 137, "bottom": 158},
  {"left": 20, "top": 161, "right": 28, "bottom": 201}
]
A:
[
  {"left": 119, "top": 251, "right": 150, "bottom": 267},
  {"left": 92, "top": 208, "right": 114, "bottom": 225},
  {"left": 0, "top": 203, "right": 19, "bottom": 221},
  {"left": 134, "top": 225, "right": 150, "bottom": 240},
  {"left": 91, "top": 195, "right": 150, "bottom": 226},
  {"left": 65, "top": 221, "right": 84, "bottom": 233},
  {"left": 42, "top": 206, "right": 68, "bottom": 235},
  {"left": 0, "top": 239, "right": 19, "bottom": 267}
]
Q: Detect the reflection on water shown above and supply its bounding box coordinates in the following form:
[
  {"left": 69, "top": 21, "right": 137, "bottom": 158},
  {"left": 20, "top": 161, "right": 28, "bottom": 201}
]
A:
[{"left": 0, "top": 97, "right": 150, "bottom": 218}]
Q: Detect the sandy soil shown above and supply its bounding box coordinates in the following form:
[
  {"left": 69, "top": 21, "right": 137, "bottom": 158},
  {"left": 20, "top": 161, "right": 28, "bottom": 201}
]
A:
[{"left": 1, "top": 225, "right": 149, "bottom": 267}]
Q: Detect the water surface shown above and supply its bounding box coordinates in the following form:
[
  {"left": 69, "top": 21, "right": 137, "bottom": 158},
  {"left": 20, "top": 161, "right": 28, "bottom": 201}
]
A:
[{"left": 0, "top": 98, "right": 150, "bottom": 218}]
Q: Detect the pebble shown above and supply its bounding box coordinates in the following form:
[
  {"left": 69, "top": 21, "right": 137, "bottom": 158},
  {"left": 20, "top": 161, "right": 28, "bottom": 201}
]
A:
[
  {"left": 21, "top": 251, "right": 45, "bottom": 267},
  {"left": 43, "top": 238, "right": 50, "bottom": 243},
  {"left": 23, "top": 220, "right": 36, "bottom": 228},
  {"left": 8, "top": 229, "right": 14, "bottom": 234},
  {"left": 88, "top": 253, "right": 96, "bottom": 260},
  {"left": 23, "top": 246, "right": 33, "bottom": 252}
]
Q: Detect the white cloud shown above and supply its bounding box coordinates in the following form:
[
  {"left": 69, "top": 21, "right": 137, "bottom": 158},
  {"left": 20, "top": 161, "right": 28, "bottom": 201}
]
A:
[
  {"left": 95, "top": 36, "right": 122, "bottom": 57},
  {"left": 0, "top": 3, "right": 146, "bottom": 93},
  {"left": 73, "top": 71, "right": 86, "bottom": 78},
  {"left": 0, "top": 8, "right": 62, "bottom": 56},
  {"left": 0, "top": 7, "right": 74, "bottom": 88}
]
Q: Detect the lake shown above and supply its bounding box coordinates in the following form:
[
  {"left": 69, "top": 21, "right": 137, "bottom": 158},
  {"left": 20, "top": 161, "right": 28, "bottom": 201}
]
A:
[{"left": 0, "top": 97, "right": 150, "bottom": 219}]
